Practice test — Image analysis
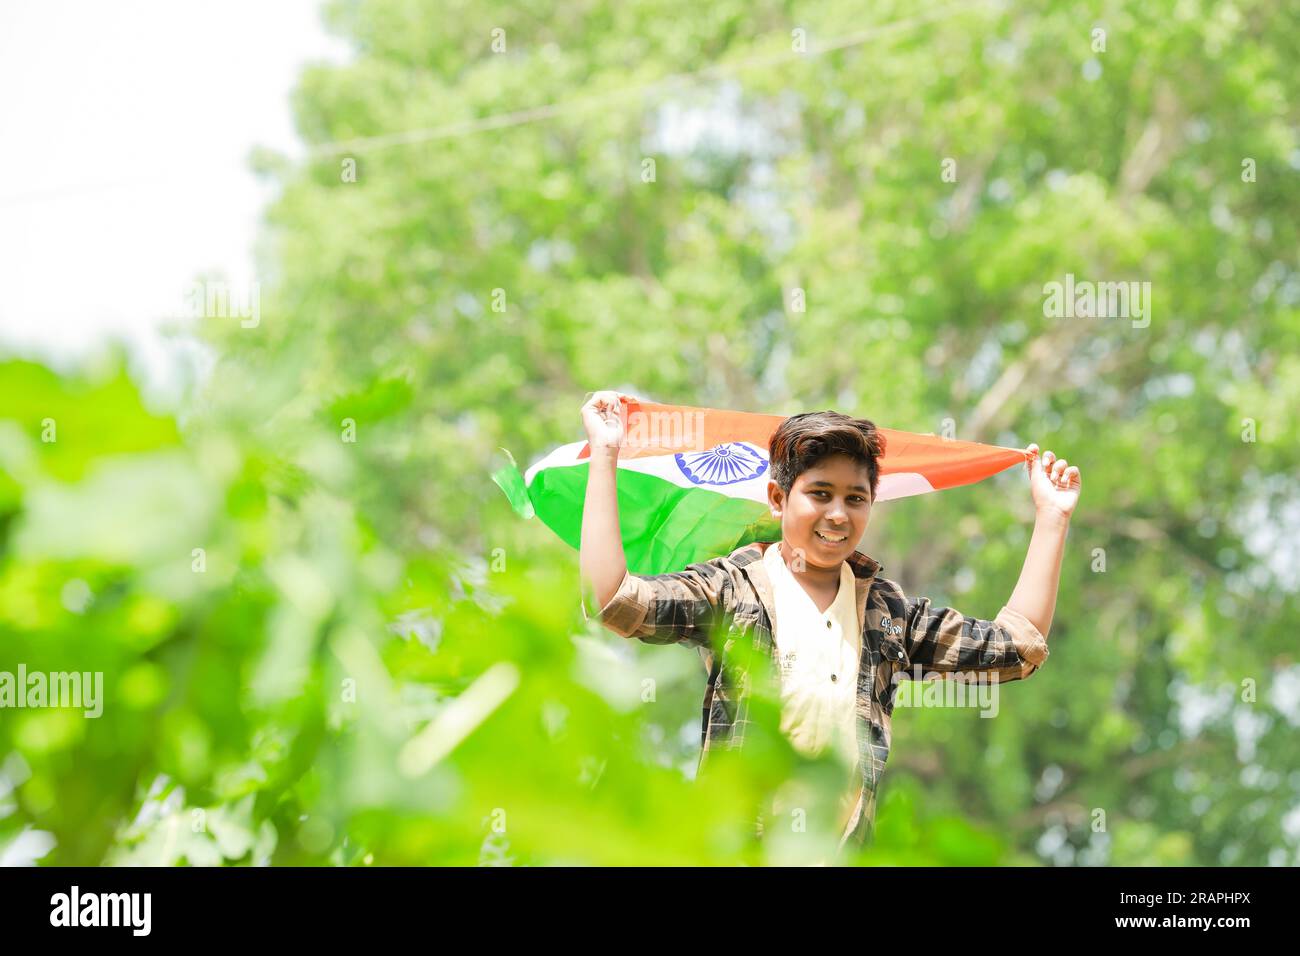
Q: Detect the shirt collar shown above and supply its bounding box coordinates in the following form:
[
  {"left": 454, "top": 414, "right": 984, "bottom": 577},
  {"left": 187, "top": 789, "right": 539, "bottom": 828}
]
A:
[
  {"left": 740, "top": 540, "right": 884, "bottom": 578},
  {"left": 735, "top": 540, "right": 884, "bottom": 632},
  {"left": 762, "top": 542, "right": 872, "bottom": 602}
]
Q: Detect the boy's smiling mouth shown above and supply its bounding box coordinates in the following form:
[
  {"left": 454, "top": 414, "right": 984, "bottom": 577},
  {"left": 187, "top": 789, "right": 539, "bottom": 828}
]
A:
[{"left": 814, "top": 530, "right": 848, "bottom": 543}]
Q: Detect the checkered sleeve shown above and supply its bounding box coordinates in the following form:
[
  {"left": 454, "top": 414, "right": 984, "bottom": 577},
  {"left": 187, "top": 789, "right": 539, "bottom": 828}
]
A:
[
  {"left": 581, "top": 557, "right": 734, "bottom": 650},
  {"left": 901, "top": 596, "right": 1049, "bottom": 682}
]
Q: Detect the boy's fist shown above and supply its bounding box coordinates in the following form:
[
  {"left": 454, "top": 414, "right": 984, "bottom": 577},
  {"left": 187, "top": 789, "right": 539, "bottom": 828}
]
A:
[
  {"left": 581, "top": 391, "right": 638, "bottom": 454},
  {"left": 1025, "top": 443, "right": 1081, "bottom": 520}
]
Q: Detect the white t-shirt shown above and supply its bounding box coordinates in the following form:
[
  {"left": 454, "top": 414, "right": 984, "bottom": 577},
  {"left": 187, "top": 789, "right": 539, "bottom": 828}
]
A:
[{"left": 763, "top": 541, "right": 862, "bottom": 773}]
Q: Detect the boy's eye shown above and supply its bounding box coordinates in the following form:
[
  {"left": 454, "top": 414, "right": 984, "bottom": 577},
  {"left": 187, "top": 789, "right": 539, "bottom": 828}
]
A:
[
  {"left": 806, "top": 489, "right": 868, "bottom": 504},
  {"left": 812, "top": 491, "right": 866, "bottom": 503}
]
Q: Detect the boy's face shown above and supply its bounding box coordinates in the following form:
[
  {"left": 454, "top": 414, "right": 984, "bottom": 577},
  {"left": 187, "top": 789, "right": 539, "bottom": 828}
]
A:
[{"left": 767, "top": 453, "right": 873, "bottom": 569}]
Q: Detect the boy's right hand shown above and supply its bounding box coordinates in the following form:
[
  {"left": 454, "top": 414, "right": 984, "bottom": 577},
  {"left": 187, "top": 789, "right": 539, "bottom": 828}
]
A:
[{"left": 581, "top": 390, "right": 638, "bottom": 454}]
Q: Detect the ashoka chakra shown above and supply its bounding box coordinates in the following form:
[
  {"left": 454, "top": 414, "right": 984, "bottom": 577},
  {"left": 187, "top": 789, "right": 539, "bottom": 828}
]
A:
[{"left": 674, "top": 442, "right": 769, "bottom": 486}]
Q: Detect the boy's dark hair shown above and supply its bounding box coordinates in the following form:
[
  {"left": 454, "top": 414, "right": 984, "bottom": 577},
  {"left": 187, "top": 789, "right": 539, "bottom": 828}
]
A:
[{"left": 768, "top": 411, "right": 886, "bottom": 500}]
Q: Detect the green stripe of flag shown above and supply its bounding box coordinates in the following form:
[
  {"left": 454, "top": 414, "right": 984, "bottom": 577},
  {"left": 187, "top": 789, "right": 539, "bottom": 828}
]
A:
[{"left": 526, "top": 462, "right": 778, "bottom": 575}]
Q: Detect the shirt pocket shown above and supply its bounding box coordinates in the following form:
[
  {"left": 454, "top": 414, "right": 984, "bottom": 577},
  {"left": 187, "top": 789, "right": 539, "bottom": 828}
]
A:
[{"left": 875, "top": 633, "right": 908, "bottom": 716}]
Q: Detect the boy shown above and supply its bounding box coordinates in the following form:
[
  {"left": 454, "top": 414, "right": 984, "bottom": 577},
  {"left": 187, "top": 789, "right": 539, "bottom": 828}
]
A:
[{"left": 578, "top": 390, "right": 1080, "bottom": 857}]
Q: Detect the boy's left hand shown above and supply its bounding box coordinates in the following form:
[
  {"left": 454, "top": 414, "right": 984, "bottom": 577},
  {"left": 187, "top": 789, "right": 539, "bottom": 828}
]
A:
[{"left": 1026, "top": 443, "right": 1081, "bottom": 520}]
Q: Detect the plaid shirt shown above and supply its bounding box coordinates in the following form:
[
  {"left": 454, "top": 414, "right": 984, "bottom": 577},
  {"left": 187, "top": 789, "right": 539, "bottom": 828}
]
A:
[{"left": 583, "top": 540, "right": 1050, "bottom": 855}]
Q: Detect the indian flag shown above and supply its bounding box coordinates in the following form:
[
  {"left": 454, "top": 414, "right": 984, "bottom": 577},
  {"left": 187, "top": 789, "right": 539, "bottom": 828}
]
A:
[{"left": 494, "top": 400, "right": 1029, "bottom": 576}]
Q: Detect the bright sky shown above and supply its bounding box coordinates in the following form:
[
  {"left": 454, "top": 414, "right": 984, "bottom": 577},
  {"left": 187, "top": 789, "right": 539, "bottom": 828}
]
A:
[{"left": 0, "top": 0, "right": 348, "bottom": 395}]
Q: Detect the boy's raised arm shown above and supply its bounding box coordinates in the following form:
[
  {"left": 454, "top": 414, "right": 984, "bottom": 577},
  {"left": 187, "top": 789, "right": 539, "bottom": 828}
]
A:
[
  {"left": 577, "top": 390, "right": 732, "bottom": 648},
  {"left": 1004, "top": 443, "right": 1081, "bottom": 639},
  {"left": 895, "top": 442, "right": 1080, "bottom": 683},
  {"left": 578, "top": 390, "right": 637, "bottom": 612}
]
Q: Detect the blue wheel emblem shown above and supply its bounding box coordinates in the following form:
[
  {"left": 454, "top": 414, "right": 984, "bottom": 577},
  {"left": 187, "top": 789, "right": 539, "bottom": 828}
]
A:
[{"left": 674, "top": 442, "right": 769, "bottom": 486}]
